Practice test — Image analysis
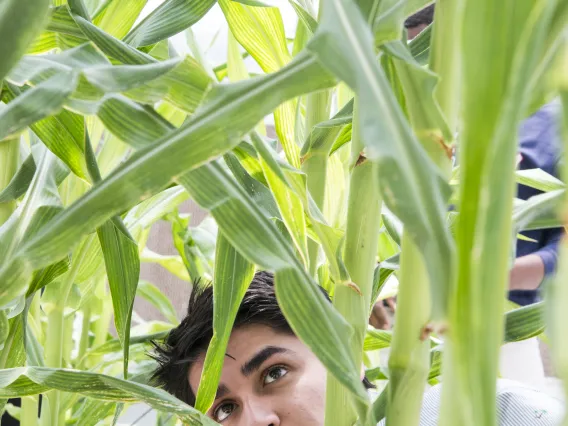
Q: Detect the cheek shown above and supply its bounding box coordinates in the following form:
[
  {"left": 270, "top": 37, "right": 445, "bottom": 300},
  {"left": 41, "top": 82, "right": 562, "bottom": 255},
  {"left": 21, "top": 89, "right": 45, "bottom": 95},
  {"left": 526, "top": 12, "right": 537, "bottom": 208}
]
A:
[{"left": 277, "top": 363, "right": 327, "bottom": 423}]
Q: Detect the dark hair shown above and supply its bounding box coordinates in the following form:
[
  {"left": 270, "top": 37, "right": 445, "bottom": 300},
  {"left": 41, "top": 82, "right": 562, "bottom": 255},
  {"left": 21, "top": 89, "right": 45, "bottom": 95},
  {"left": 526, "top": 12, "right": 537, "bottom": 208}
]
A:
[
  {"left": 404, "top": 4, "right": 435, "bottom": 29},
  {"left": 151, "top": 271, "right": 373, "bottom": 405}
]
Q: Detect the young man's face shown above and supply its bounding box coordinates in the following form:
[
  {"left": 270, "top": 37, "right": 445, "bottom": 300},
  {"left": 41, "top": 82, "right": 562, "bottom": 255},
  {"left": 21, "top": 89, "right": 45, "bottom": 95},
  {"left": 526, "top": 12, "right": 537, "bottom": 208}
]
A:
[{"left": 188, "top": 324, "right": 327, "bottom": 425}]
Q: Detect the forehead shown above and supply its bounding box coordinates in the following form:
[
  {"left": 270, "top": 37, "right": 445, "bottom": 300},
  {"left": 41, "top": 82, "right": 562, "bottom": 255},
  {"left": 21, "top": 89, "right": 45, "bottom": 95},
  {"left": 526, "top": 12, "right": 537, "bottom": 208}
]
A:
[{"left": 187, "top": 324, "right": 304, "bottom": 390}]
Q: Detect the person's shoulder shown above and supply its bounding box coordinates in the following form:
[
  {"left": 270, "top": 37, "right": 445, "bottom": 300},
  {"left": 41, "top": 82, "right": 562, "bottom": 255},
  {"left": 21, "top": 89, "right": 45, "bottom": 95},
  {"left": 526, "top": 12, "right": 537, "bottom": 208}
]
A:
[
  {"left": 494, "top": 379, "right": 564, "bottom": 425},
  {"left": 521, "top": 100, "right": 562, "bottom": 138}
]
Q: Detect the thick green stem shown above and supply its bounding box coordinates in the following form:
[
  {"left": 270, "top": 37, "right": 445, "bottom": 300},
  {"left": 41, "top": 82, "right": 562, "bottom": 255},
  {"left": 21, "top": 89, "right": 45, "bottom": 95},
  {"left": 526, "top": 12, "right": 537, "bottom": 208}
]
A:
[
  {"left": 387, "top": 235, "right": 430, "bottom": 426},
  {"left": 0, "top": 137, "right": 19, "bottom": 225},
  {"left": 21, "top": 396, "right": 39, "bottom": 426},
  {"left": 42, "top": 240, "right": 88, "bottom": 425},
  {"left": 302, "top": 90, "right": 331, "bottom": 276},
  {"left": 325, "top": 98, "right": 382, "bottom": 426}
]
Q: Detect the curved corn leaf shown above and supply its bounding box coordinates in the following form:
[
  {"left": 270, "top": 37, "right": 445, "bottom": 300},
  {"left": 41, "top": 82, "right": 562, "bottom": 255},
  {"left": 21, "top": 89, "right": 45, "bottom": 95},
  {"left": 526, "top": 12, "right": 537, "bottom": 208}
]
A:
[
  {"left": 513, "top": 189, "right": 564, "bottom": 232},
  {"left": 0, "top": 51, "right": 335, "bottom": 306},
  {"left": 364, "top": 329, "right": 392, "bottom": 351},
  {"left": 382, "top": 40, "right": 452, "bottom": 163},
  {"left": 408, "top": 23, "right": 431, "bottom": 65},
  {"left": 0, "top": 154, "right": 36, "bottom": 203},
  {"left": 68, "top": 17, "right": 213, "bottom": 114},
  {"left": 27, "top": 258, "right": 70, "bottom": 296},
  {"left": 124, "top": 0, "right": 217, "bottom": 48},
  {"left": 140, "top": 248, "right": 190, "bottom": 282},
  {"left": 124, "top": 186, "right": 189, "bottom": 240},
  {"left": 308, "top": 0, "right": 454, "bottom": 320},
  {"left": 224, "top": 152, "right": 280, "bottom": 219},
  {"left": 289, "top": 0, "right": 318, "bottom": 35},
  {"left": 71, "top": 398, "right": 116, "bottom": 426},
  {"left": 250, "top": 133, "right": 349, "bottom": 281},
  {"left": 93, "top": 0, "right": 148, "bottom": 39},
  {"left": 136, "top": 280, "right": 179, "bottom": 325},
  {"left": 0, "top": 75, "right": 78, "bottom": 143},
  {"left": 96, "top": 217, "right": 140, "bottom": 379},
  {"left": 0, "top": 145, "right": 64, "bottom": 302},
  {"left": 504, "top": 302, "right": 545, "bottom": 343},
  {"left": 219, "top": 0, "right": 291, "bottom": 73},
  {"left": 195, "top": 233, "right": 255, "bottom": 412},
  {"left": 0, "top": 0, "right": 51, "bottom": 82},
  {"left": 88, "top": 330, "right": 170, "bottom": 356},
  {"left": 516, "top": 168, "right": 565, "bottom": 193},
  {"left": 0, "top": 367, "right": 219, "bottom": 425},
  {"left": 3, "top": 84, "right": 87, "bottom": 179},
  {"left": 46, "top": 6, "right": 86, "bottom": 39},
  {"left": 86, "top": 133, "right": 140, "bottom": 379}
]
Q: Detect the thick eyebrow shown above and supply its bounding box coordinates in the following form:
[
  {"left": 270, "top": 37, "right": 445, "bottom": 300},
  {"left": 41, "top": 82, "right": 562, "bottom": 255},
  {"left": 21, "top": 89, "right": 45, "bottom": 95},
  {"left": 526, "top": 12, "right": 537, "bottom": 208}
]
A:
[{"left": 241, "top": 346, "right": 290, "bottom": 377}]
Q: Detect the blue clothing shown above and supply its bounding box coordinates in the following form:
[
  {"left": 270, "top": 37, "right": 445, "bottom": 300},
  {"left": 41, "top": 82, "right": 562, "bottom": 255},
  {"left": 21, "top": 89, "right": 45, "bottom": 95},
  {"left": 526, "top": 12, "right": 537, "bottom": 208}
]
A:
[{"left": 509, "top": 102, "right": 564, "bottom": 306}]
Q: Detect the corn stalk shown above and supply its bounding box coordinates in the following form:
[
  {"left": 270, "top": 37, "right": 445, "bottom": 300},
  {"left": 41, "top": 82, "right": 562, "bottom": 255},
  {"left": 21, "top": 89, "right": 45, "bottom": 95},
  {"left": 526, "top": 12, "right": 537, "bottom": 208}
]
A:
[{"left": 325, "top": 98, "right": 382, "bottom": 426}]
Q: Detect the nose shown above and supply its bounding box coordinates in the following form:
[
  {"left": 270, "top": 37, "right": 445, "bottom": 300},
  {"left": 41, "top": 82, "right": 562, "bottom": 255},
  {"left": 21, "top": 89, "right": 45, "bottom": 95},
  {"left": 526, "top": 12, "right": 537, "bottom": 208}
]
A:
[{"left": 242, "top": 399, "right": 280, "bottom": 426}]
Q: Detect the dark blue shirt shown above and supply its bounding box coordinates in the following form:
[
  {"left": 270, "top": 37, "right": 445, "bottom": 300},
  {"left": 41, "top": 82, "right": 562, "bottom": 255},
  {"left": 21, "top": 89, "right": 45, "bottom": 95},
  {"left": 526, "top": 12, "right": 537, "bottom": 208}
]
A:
[{"left": 509, "top": 102, "right": 563, "bottom": 306}]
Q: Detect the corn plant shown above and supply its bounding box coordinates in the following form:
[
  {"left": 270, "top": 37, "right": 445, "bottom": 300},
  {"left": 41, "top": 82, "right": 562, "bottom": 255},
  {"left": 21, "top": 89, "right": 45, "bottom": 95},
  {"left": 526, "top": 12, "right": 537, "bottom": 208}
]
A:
[{"left": 0, "top": 0, "right": 566, "bottom": 425}]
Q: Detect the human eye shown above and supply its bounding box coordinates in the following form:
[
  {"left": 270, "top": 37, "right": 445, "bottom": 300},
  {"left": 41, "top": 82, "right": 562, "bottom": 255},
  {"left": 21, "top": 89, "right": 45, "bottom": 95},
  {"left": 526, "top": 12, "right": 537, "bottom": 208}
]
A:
[
  {"left": 263, "top": 365, "right": 289, "bottom": 385},
  {"left": 213, "top": 402, "right": 237, "bottom": 422}
]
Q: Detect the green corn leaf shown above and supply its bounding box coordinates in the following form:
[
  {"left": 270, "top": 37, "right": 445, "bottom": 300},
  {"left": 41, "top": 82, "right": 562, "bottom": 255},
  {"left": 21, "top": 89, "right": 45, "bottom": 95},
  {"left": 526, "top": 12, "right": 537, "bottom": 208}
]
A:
[
  {"left": 71, "top": 398, "right": 116, "bottom": 426},
  {"left": 86, "top": 132, "right": 140, "bottom": 379},
  {"left": 382, "top": 40, "right": 452, "bottom": 165},
  {"left": 0, "top": 51, "right": 335, "bottom": 304},
  {"left": 136, "top": 280, "right": 179, "bottom": 325},
  {"left": 516, "top": 168, "right": 566, "bottom": 193},
  {"left": 0, "top": 317, "right": 25, "bottom": 369},
  {"left": 513, "top": 190, "right": 565, "bottom": 232},
  {"left": 88, "top": 330, "right": 170, "bottom": 356},
  {"left": 24, "top": 321, "right": 45, "bottom": 367},
  {"left": 504, "top": 302, "right": 545, "bottom": 343},
  {"left": 0, "top": 0, "right": 51, "bottom": 82},
  {"left": 124, "top": 186, "right": 190, "bottom": 240},
  {"left": 364, "top": 329, "right": 392, "bottom": 351},
  {"left": 0, "top": 311, "right": 8, "bottom": 348},
  {"left": 194, "top": 232, "right": 255, "bottom": 412},
  {"left": 220, "top": 0, "right": 301, "bottom": 168},
  {"left": 0, "top": 145, "right": 64, "bottom": 304},
  {"left": 289, "top": 0, "right": 318, "bottom": 35},
  {"left": 46, "top": 6, "right": 86, "bottom": 39},
  {"left": 0, "top": 74, "right": 78, "bottom": 143},
  {"left": 250, "top": 134, "right": 349, "bottom": 281},
  {"left": 219, "top": 0, "right": 291, "bottom": 73},
  {"left": 408, "top": 23, "right": 432, "bottom": 65},
  {"left": 96, "top": 95, "right": 175, "bottom": 150},
  {"left": 308, "top": 0, "right": 454, "bottom": 320},
  {"left": 3, "top": 85, "right": 87, "bottom": 180},
  {"left": 124, "top": 0, "right": 217, "bottom": 48},
  {"left": 0, "top": 154, "right": 36, "bottom": 203},
  {"left": 27, "top": 31, "right": 58, "bottom": 55},
  {"left": 27, "top": 257, "right": 70, "bottom": 296},
  {"left": 93, "top": 0, "right": 149, "bottom": 39},
  {"left": 0, "top": 367, "right": 219, "bottom": 425},
  {"left": 67, "top": 17, "right": 213, "bottom": 114},
  {"left": 140, "top": 248, "right": 190, "bottom": 282},
  {"left": 258, "top": 155, "right": 309, "bottom": 266},
  {"left": 224, "top": 152, "right": 280, "bottom": 219},
  {"left": 96, "top": 217, "right": 140, "bottom": 379}
]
